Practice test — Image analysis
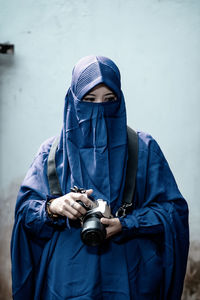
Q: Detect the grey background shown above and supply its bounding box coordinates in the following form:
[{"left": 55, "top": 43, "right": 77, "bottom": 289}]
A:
[{"left": 0, "top": 0, "right": 200, "bottom": 298}]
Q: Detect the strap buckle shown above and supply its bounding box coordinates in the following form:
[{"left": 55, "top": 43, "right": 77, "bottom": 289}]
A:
[{"left": 115, "top": 203, "right": 133, "bottom": 218}]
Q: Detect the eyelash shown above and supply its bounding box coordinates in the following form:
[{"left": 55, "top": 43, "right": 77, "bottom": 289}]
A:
[
  {"left": 83, "top": 96, "right": 117, "bottom": 102},
  {"left": 84, "top": 97, "right": 95, "bottom": 101},
  {"left": 104, "top": 97, "right": 117, "bottom": 102}
]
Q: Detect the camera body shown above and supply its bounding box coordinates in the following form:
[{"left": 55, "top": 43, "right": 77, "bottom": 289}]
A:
[{"left": 79, "top": 199, "right": 112, "bottom": 246}]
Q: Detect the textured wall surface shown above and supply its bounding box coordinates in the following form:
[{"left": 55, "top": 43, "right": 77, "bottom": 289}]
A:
[{"left": 0, "top": 0, "right": 200, "bottom": 298}]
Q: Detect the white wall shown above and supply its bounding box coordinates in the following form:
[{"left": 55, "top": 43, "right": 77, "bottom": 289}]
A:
[{"left": 0, "top": 0, "right": 200, "bottom": 297}]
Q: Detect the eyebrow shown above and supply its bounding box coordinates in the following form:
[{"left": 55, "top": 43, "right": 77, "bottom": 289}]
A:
[
  {"left": 104, "top": 93, "right": 115, "bottom": 96},
  {"left": 84, "top": 92, "right": 115, "bottom": 97}
]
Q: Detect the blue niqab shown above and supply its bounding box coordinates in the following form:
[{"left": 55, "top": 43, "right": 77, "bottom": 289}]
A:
[{"left": 62, "top": 56, "right": 127, "bottom": 209}]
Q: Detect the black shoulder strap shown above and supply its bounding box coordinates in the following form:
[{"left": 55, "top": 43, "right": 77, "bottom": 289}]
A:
[
  {"left": 115, "top": 126, "right": 138, "bottom": 217},
  {"left": 123, "top": 126, "right": 138, "bottom": 205},
  {"left": 47, "top": 136, "right": 62, "bottom": 196},
  {"left": 47, "top": 127, "right": 138, "bottom": 215}
]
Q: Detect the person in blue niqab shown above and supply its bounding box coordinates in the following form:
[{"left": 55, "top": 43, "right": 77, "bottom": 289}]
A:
[{"left": 11, "top": 55, "right": 189, "bottom": 300}]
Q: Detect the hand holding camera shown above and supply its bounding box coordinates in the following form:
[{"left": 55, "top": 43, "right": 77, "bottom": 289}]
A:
[
  {"left": 100, "top": 217, "right": 122, "bottom": 239},
  {"left": 48, "top": 188, "right": 94, "bottom": 220},
  {"left": 48, "top": 186, "right": 122, "bottom": 246}
]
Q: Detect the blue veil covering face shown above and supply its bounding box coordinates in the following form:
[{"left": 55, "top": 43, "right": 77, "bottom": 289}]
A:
[
  {"left": 61, "top": 56, "right": 128, "bottom": 211},
  {"left": 11, "top": 55, "right": 189, "bottom": 300}
]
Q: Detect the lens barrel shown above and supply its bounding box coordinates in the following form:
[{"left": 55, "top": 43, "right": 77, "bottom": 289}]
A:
[{"left": 81, "top": 214, "right": 106, "bottom": 246}]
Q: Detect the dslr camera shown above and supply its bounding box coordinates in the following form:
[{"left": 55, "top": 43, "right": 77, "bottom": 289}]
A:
[{"left": 71, "top": 186, "right": 112, "bottom": 246}]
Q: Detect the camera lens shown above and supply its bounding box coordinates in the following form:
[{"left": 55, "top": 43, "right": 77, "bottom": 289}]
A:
[{"left": 81, "top": 214, "right": 106, "bottom": 246}]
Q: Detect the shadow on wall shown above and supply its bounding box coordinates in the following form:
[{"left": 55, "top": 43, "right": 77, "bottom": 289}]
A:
[
  {"left": 182, "top": 241, "right": 200, "bottom": 300},
  {"left": 0, "top": 180, "right": 200, "bottom": 300},
  {"left": 0, "top": 179, "right": 21, "bottom": 300}
]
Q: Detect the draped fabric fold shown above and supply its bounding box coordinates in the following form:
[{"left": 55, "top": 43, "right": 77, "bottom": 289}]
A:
[{"left": 63, "top": 87, "right": 127, "bottom": 205}]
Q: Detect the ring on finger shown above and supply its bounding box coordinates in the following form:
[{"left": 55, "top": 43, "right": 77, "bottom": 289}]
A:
[{"left": 70, "top": 200, "right": 76, "bottom": 209}]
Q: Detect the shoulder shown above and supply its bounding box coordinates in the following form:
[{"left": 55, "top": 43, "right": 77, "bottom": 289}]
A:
[
  {"left": 35, "top": 136, "right": 59, "bottom": 156},
  {"left": 136, "top": 131, "right": 166, "bottom": 161},
  {"left": 137, "top": 131, "right": 157, "bottom": 149},
  {"left": 30, "top": 136, "right": 60, "bottom": 168}
]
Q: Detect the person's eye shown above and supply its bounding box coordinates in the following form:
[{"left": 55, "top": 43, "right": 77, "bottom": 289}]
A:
[
  {"left": 104, "top": 96, "right": 117, "bottom": 102},
  {"left": 83, "top": 97, "right": 95, "bottom": 102}
]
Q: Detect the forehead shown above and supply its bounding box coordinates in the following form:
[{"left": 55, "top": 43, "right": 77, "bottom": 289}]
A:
[{"left": 87, "top": 84, "right": 114, "bottom": 95}]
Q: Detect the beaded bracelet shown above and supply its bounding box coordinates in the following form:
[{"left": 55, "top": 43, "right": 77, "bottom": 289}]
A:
[{"left": 46, "top": 198, "right": 59, "bottom": 219}]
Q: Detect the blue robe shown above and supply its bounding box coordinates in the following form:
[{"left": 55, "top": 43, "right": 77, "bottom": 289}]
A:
[
  {"left": 11, "top": 131, "right": 189, "bottom": 300},
  {"left": 11, "top": 56, "right": 189, "bottom": 299}
]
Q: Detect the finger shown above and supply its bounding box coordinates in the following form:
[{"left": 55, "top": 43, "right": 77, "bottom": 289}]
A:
[
  {"left": 60, "top": 209, "right": 77, "bottom": 220},
  {"left": 105, "top": 225, "right": 119, "bottom": 239},
  {"left": 86, "top": 189, "right": 93, "bottom": 196},
  {"left": 58, "top": 198, "right": 82, "bottom": 218},
  {"left": 65, "top": 203, "right": 82, "bottom": 218},
  {"left": 70, "top": 201, "right": 87, "bottom": 216},
  {"left": 65, "top": 196, "right": 86, "bottom": 214},
  {"left": 56, "top": 201, "right": 80, "bottom": 218},
  {"left": 105, "top": 227, "right": 113, "bottom": 239},
  {"left": 101, "top": 218, "right": 115, "bottom": 225},
  {"left": 71, "top": 193, "right": 93, "bottom": 207}
]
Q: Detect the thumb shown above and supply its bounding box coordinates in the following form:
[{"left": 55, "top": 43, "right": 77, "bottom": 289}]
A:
[
  {"left": 101, "top": 218, "right": 112, "bottom": 225},
  {"left": 86, "top": 189, "right": 93, "bottom": 196}
]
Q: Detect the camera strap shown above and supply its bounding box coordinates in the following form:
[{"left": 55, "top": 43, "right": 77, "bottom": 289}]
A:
[
  {"left": 115, "top": 126, "right": 138, "bottom": 217},
  {"left": 47, "top": 136, "right": 62, "bottom": 196},
  {"left": 47, "top": 126, "right": 138, "bottom": 216}
]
